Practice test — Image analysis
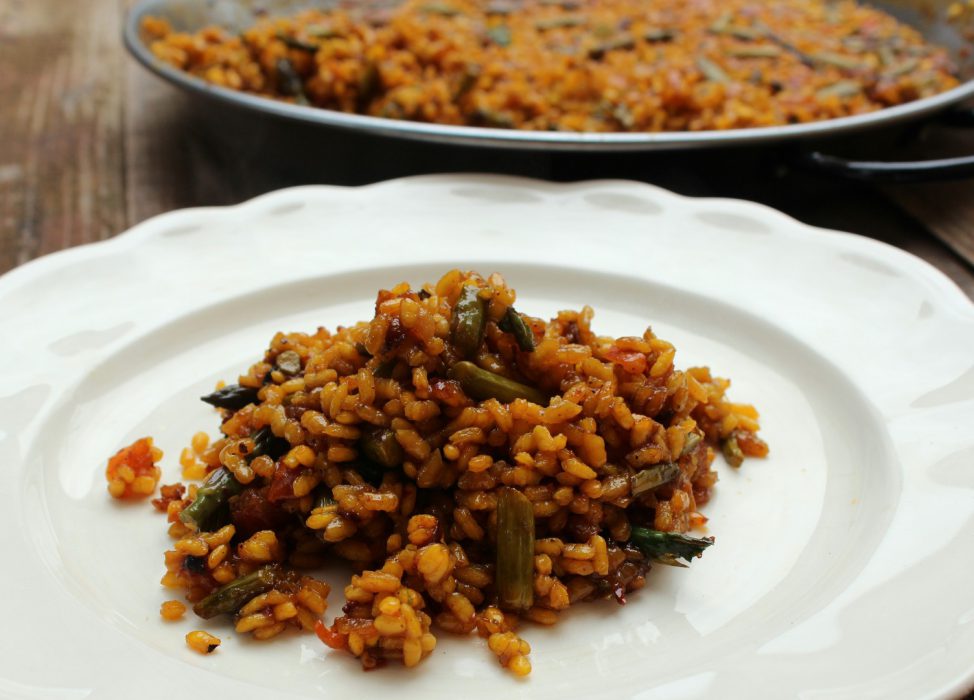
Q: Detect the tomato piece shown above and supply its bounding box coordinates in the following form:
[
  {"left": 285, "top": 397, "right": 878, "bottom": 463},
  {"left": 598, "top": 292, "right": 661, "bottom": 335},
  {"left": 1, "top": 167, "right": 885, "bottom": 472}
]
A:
[
  {"left": 315, "top": 620, "right": 348, "bottom": 650},
  {"left": 604, "top": 347, "right": 648, "bottom": 374},
  {"left": 105, "top": 437, "right": 162, "bottom": 499}
]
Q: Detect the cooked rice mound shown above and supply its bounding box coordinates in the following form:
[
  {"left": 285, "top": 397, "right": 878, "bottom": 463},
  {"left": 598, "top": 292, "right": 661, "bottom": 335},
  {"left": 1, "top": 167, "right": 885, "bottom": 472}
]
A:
[
  {"left": 142, "top": 0, "right": 958, "bottom": 132},
  {"left": 159, "top": 270, "right": 767, "bottom": 674}
]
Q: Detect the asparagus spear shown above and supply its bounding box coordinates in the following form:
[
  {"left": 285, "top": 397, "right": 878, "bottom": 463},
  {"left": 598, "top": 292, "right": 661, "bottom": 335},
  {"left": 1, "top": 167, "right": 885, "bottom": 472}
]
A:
[
  {"left": 451, "top": 285, "right": 487, "bottom": 357},
  {"left": 179, "top": 467, "right": 245, "bottom": 531},
  {"left": 360, "top": 427, "right": 404, "bottom": 468},
  {"left": 629, "top": 526, "right": 714, "bottom": 566},
  {"left": 200, "top": 384, "right": 259, "bottom": 411},
  {"left": 448, "top": 361, "right": 546, "bottom": 405},
  {"left": 193, "top": 566, "right": 283, "bottom": 619},
  {"left": 721, "top": 435, "right": 745, "bottom": 468},
  {"left": 680, "top": 431, "right": 703, "bottom": 457},
  {"left": 496, "top": 488, "right": 534, "bottom": 611},
  {"left": 276, "top": 58, "right": 309, "bottom": 105},
  {"left": 631, "top": 462, "right": 680, "bottom": 496},
  {"left": 180, "top": 427, "right": 289, "bottom": 531},
  {"left": 498, "top": 306, "right": 535, "bottom": 351}
]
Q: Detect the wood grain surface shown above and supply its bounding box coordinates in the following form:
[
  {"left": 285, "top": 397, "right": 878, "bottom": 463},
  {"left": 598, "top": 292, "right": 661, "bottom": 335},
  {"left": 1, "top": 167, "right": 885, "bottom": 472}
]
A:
[{"left": 1, "top": 0, "right": 973, "bottom": 303}]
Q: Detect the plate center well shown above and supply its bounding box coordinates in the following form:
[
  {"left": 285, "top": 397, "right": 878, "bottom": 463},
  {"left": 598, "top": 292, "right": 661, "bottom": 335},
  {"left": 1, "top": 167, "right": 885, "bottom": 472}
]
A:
[{"left": 23, "top": 263, "right": 898, "bottom": 695}]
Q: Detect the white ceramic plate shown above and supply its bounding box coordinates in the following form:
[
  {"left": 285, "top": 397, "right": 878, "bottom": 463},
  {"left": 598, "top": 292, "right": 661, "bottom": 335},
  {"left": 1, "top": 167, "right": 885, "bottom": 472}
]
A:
[{"left": 1, "top": 175, "right": 972, "bottom": 700}]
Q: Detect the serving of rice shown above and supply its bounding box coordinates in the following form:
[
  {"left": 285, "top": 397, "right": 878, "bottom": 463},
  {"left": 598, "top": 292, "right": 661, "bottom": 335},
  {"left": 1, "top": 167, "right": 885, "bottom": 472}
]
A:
[
  {"left": 141, "top": 0, "right": 958, "bottom": 132},
  {"left": 111, "top": 270, "right": 767, "bottom": 674}
]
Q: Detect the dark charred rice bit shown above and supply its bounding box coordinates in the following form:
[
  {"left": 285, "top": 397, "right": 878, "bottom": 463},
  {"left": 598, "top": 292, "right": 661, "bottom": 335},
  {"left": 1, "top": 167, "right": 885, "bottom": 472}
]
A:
[{"left": 186, "top": 630, "right": 221, "bottom": 654}]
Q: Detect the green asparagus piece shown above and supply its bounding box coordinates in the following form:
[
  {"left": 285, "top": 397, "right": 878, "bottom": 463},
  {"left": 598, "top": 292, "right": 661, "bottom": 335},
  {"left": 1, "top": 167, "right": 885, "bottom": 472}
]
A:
[
  {"left": 360, "top": 427, "right": 404, "bottom": 469},
  {"left": 200, "top": 384, "right": 259, "bottom": 410},
  {"left": 451, "top": 285, "right": 487, "bottom": 357},
  {"left": 629, "top": 526, "right": 714, "bottom": 565},
  {"left": 179, "top": 467, "right": 245, "bottom": 531},
  {"left": 498, "top": 307, "right": 535, "bottom": 351},
  {"left": 680, "top": 431, "right": 703, "bottom": 457},
  {"left": 631, "top": 462, "right": 681, "bottom": 496},
  {"left": 721, "top": 435, "right": 744, "bottom": 468},
  {"left": 251, "top": 426, "right": 290, "bottom": 461},
  {"left": 448, "top": 361, "right": 546, "bottom": 405},
  {"left": 276, "top": 58, "right": 309, "bottom": 105},
  {"left": 193, "top": 566, "right": 282, "bottom": 619},
  {"left": 696, "top": 56, "right": 729, "bottom": 83},
  {"left": 486, "top": 24, "right": 512, "bottom": 46},
  {"left": 372, "top": 357, "right": 397, "bottom": 378},
  {"left": 277, "top": 33, "right": 319, "bottom": 52},
  {"left": 314, "top": 490, "right": 337, "bottom": 510},
  {"left": 496, "top": 488, "right": 535, "bottom": 611},
  {"left": 275, "top": 350, "right": 302, "bottom": 375},
  {"left": 180, "top": 426, "right": 288, "bottom": 531}
]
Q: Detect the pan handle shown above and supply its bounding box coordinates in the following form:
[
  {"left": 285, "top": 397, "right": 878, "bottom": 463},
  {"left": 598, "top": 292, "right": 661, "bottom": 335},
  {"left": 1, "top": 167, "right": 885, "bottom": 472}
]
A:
[
  {"left": 796, "top": 105, "right": 974, "bottom": 183},
  {"left": 795, "top": 151, "right": 974, "bottom": 183}
]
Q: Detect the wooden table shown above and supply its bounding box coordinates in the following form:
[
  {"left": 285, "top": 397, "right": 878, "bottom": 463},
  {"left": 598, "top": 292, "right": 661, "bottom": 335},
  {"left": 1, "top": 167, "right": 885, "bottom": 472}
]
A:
[{"left": 2, "top": 0, "right": 973, "bottom": 305}]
